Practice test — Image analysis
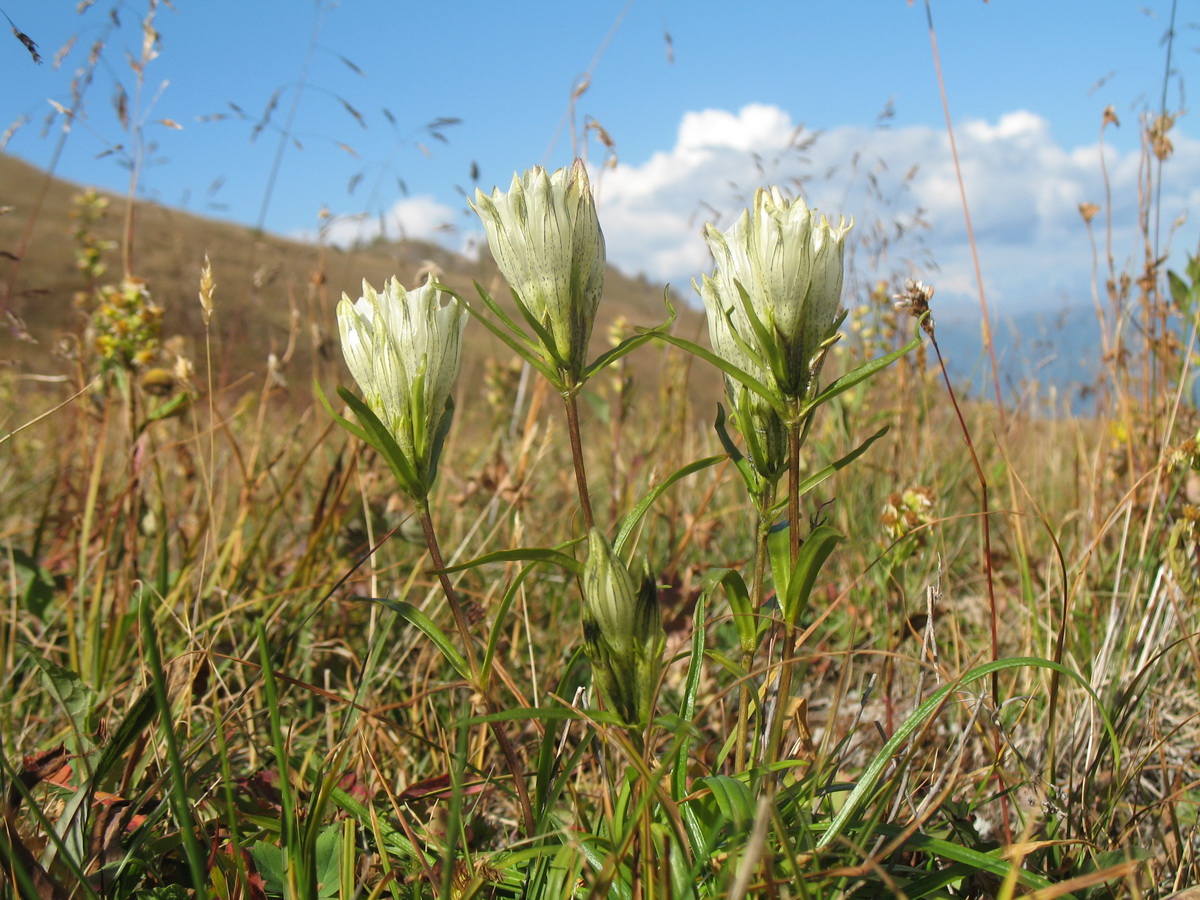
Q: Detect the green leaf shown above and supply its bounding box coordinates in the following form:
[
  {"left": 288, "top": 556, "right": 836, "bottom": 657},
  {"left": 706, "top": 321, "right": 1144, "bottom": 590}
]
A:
[
  {"left": 463, "top": 282, "right": 564, "bottom": 387},
  {"left": 1168, "top": 268, "right": 1191, "bottom": 313},
  {"left": 460, "top": 705, "right": 587, "bottom": 727},
  {"left": 335, "top": 387, "right": 423, "bottom": 497},
  {"left": 360, "top": 596, "right": 472, "bottom": 681},
  {"left": 92, "top": 690, "right": 156, "bottom": 785},
  {"left": 793, "top": 425, "right": 889, "bottom": 498},
  {"left": 673, "top": 596, "right": 708, "bottom": 854},
  {"left": 779, "top": 524, "right": 841, "bottom": 626},
  {"left": 712, "top": 404, "right": 757, "bottom": 495},
  {"left": 702, "top": 568, "right": 758, "bottom": 654},
  {"left": 329, "top": 783, "right": 417, "bottom": 862},
  {"left": 729, "top": 279, "right": 790, "bottom": 392},
  {"left": 248, "top": 841, "right": 286, "bottom": 895},
  {"left": 583, "top": 293, "right": 678, "bottom": 381},
  {"left": 647, "top": 330, "right": 787, "bottom": 415},
  {"left": 141, "top": 392, "right": 190, "bottom": 426},
  {"left": 869, "top": 823, "right": 1059, "bottom": 894},
  {"left": 314, "top": 378, "right": 369, "bottom": 444},
  {"left": 133, "top": 887, "right": 192, "bottom": 900},
  {"left": 612, "top": 455, "right": 724, "bottom": 556},
  {"left": 435, "top": 546, "right": 584, "bottom": 579},
  {"left": 30, "top": 654, "right": 96, "bottom": 742},
  {"left": 8, "top": 547, "right": 59, "bottom": 620},
  {"left": 798, "top": 316, "right": 924, "bottom": 418},
  {"left": 314, "top": 825, "right": 342, "bottom": 898},
  {"left": 507, "top": 285, "right": 571, "bottom": 374},
  {"left": 582, "top": 389, "right": 611, "bottom": 425},
  {"left": 483, "top": 563, "right": 536, "bottom": 685},
  {"left": 697, "top": 775, "right": 755, "bottom": 831},
  {"left": 766, "top": 518, "right": 791, "bottom": 611},
  {"left": 425, "top": 396, "right": 456, "bottom": 489},
  {"left": 532, "top": 647, "right": 592, "bottom": 826}
]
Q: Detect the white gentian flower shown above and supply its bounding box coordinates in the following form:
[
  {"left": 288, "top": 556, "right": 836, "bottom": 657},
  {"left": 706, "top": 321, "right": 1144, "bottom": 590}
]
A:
[
  {"left": 338, "top": 276, "right": 466, "bottom": 493},
  {"left": 472, "top": 160, "right": 605, "bottom": 382},
  {"left": 702, "top": 187, "right": 851, "bottom": 402}
]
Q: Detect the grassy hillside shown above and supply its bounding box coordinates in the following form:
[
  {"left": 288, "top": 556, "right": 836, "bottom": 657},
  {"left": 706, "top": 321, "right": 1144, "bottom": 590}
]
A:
[{"left": 0, "top": 152, "right": 715, "bottom": 404}]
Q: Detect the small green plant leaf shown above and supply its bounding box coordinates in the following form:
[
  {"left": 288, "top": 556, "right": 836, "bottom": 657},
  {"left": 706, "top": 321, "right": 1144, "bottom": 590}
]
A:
[
  {"left": 612, "top": 454, "right": 724, "bottom": 556},
  {"left": 461, "top": 282, "right": 564, "bottom": 387},
  {"left": 793, "top": 425, "right": 889, "bottom": 498},
  {"left": 435, "top": 546, "right": 584, "bottom": 578},
  {"left": 583, "top": 293, "right": 678, "bottom": 381},
  {"left": 869, "top": 823, "right": 1059, "bottom": 893},
  {"left": 248, "top": 841, "right": 286, "bottom": 896},
  {"left": 779, "top": 524, "right": 842, "bottom": 626},
  {"left": 334, "top": 386, "right": 422, "bottom": 497},
  {"left": 313, "top": 825, "right": 342, "bottom": 898},
  {"left": 647, "top": 329, "right": 787, "bottom": 415},
  {"left": 314, "top": 378, "right": 369, "bottom": 444},
  {"left": 703, "top": 568, "right": 759, "bottom": 654},
  {"left": 1168, "top": 268, "right": 1190, "bottom": 310},
  {"left": 361, "top": 596, "right": 472, "bottom": 681},
  {"left": 92, "top": 689, "right": 156, "bottom": 785},
  {"left": 672, "top": 596, "right": 708, "bottom": 853},
  {"left": 712, "top": 403, "right": 765, "bottom": 498},
  {"left": 329, "top": 783, "right": 418, "bottom": 862},
  {"left": 799, "top": 316, "right": 924, "bottom": 418},
  {"left": 697, "top": 775, "right": 755, "bottom": 831},
  {"left": 817, "top": 656, "right": 1120, "bottom": 850},
  {"left": 30, "top": 654, "right": 96, "bottom": 742},
  {"left": 8, "top": 547, "right": 60, "bottom": 620}
]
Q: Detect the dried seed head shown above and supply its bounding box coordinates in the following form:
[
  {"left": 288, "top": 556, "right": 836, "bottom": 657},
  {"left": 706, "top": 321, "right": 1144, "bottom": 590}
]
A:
[
  {"left": 198, "top": 255, "right": 215, "bottom": 326},
  {"left": 892, "top": 278, "right": 935, "bottom": 337}
]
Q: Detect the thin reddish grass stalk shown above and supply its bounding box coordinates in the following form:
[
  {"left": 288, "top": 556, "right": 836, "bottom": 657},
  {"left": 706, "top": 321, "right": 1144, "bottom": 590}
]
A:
[
  {"left": 923, "top": 0, "right": 1005, "bottom": 425},
  {"left": 927, "top": 331, "right": 1011, "bottom": 841}
]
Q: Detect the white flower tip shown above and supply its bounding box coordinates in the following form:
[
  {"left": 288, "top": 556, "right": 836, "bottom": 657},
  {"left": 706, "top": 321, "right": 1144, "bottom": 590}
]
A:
[{"left": 569, "top": 158, "right": 592, "bottom": 189}]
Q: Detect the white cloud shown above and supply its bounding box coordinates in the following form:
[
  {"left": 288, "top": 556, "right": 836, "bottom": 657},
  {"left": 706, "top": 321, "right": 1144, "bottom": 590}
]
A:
[
  {"left": 591, "top": 104, "right": 1200, "bottom": 315},
  {"left": 323, "top": 104, "right": 1200, "bottom": 320}
]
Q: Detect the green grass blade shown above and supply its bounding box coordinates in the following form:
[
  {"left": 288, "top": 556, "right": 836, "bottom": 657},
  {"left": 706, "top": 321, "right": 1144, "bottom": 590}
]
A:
[
  {"left": 817, "top": 656, "right": 1120, "bottom": 850},
  {"left": 141, "top": 599, "right": 208, "bottom": 893},
  {"left": 612, "top": 455, "right": 724, "bottom": 556}
]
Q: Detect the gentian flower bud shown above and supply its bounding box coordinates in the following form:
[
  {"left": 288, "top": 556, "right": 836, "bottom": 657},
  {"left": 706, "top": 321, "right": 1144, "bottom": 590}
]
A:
[{"left": 581, "top": 529, "right": 665, "bottom": 728}]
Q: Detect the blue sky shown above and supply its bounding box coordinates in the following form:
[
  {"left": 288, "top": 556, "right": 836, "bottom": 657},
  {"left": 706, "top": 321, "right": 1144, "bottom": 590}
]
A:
[{"left": 1, "top": 0, "right": 1196, "bottom": 323}]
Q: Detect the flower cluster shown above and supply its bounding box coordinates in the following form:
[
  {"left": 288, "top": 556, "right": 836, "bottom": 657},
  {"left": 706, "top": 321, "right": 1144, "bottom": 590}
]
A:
[
  {"left": 880, "top": 486, "right": 936, "bottom": 543},
  {"left": 91, "top": 277, "right": 163, "bottom": 371},
  {"left": 334, "top": 163, "right": 885, "bottom": 740}
]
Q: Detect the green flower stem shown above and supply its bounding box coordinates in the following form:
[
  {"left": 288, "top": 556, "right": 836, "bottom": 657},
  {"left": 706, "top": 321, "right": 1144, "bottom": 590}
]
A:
[
  {"left": 737, "top": 494, "right": 773, "bottom": 772},
  {"left": 563, "top": 389, "right": 595, "bottom": 531},
  {"left": 763, "top": 421, "right": 803, "bottom": 769},
  {"left": 787, "top": 420, "right": 802, "bottom": 564},
  {"left": 415, "top": 498, "right": 536, "bottom": 836}
]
